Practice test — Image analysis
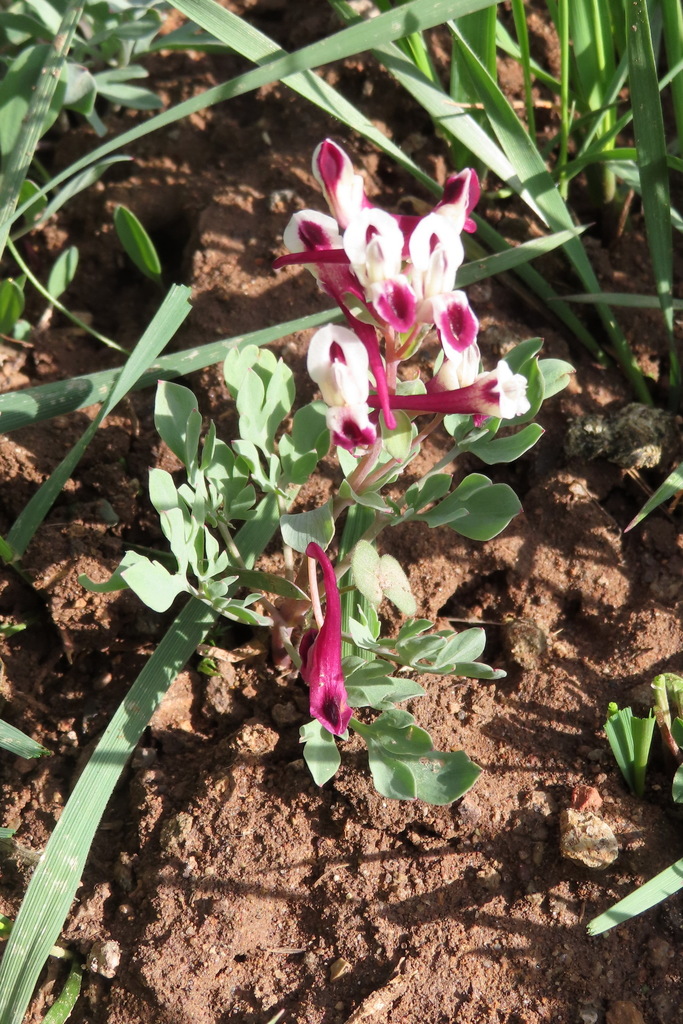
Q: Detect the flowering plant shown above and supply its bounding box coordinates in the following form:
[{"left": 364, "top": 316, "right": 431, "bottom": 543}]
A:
[{"left": 85, "top": 141, "right": 572, "bottom": 804}]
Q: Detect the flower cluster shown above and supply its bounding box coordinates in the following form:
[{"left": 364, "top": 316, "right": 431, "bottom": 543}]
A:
[{"left": 275, "top": 139, "right": 530, "bottom": 451}]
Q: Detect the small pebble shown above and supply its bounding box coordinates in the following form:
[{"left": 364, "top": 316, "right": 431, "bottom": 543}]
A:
[
  {"left": 330, "top": 957, "right": 351, "bottom": 981},
  {"left": 559, "top": 808, "right": 618, "bottom": 869},
  {"left": 86, "top": 939, "right": 121, "bottom": 979},
  {"left": 606, "top": 1000, "right": 646, "bottom": 1024},
  {"left": 571, "top": 785, "right": 603, "bottom": 812}
]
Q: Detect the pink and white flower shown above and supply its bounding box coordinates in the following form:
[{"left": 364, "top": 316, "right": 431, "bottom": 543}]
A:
[
  {"left": 434, "top": 168, "right": 481, "bottom": 234},
  {"left": 307, "top": 324, "right": 377, "bottom": 449},
  {"left": 368, "top": 360, "right": 530, "bottom": 421},
  {"left": 408, "top": 213, "right": 464, "bottom": 301},
  {"left": 312, "top": 139, "right": 370, "bottom": 229}
]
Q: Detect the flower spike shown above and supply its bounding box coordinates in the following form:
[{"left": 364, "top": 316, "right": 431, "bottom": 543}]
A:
[{"left": 300, "top": 542, "right": 352, "bottom": 736}]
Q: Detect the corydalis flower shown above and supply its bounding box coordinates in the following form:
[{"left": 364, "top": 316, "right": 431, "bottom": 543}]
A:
[
  {"left": 369, "top": 360, "right": 531, "bottom": 420},
  {"left": 299, "top": 542, "right": 352, "bottom": 736},
  {"left": 308, "top": 324, "right": 377, "bottom": 450},
  {"left": 275, "top": 141, "right": 481, "bottom": 428},
  {"left": 312, "top": 138, "right": 371, "bottom": 229}
]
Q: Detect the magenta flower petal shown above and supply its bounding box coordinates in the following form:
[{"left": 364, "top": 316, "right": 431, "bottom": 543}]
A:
[
  {"left": 426, "top": 291, "right": 479, "bottom": 355},
  {"left": 369, "top": 277, "right": 418, "bottom": 332},
  {"left": 300, "top": 543, "right": 352, "bottom": 736}
]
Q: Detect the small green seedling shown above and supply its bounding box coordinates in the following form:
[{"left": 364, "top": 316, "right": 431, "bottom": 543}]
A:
[
  {"left": 113, "top": 205, "right": 163, "bottom": 286},
  {"left": 589, "top": 675, "right": 683, "bottom": 933},
  {"left": 604, "top": 702, "right": 656, "bottom": 797}
]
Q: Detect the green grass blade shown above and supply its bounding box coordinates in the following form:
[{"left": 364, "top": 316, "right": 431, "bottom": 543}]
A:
[
  {"left": 495, "top": 17, "right": 560, "bottom": 95},
  {"left": 6, "top": 285, "right": 191, "bottom": 559},
  {"left": 625, "top": 460, "right": 683, "bottom": 532},
  {"left": 509, "top": 0, "right": 536, "bottom": 136},
  {"left": 626, "top": 0, "right": 678, "bottom": 407},
  {"left": 8, "top": 238, "right": 126, "bottom": 353},
  {"left": 10, "top": 157, "right": 131, "bottom": 242},
  {"left": 0, "top": 598, "right": 216, "bottom": 1024},
  {"left": 41, "top": 960, "right": 82, "bottom": 1024},
  {"left": 172, "top": 0, "right": 433, "bottom": 191},
  {"left": 631, "top": 712, "right": 656, "bottom": 796},
  {"left": 0, "top": 2, "right": 84, "bottom": 262},
  {"left": 661, "top": 0, "right": 683, "bottom": 151},
  {"left": 0, "top": 306, "right": 341, "bottom": 433},
  {"left": 447, "top": 22, "right": 651, "bottom": 403},
  {"left": 456, "top": 224, "right": 587, "bottom": 286},
  {"left": 0, "top": 470, "right": 291, "bottom": 1024},
  {"left": 604, "top": 707, "right": 636, "bottom": 791},
  {"left": 569, "top": 56, "right": 683, "bottom": 173},
  {"left": 587, "top": 858, "right": 683, "bottom": 935},
  {"left": 0, "top": 720, "right": 51, "bottom": 759},
  {"left": 5, "top": 0, "right": 502, "bottom": 235},
  {"left": 557, "top": 0, "right": 570, "bottom": 195},
  {"left": 605, "top": 157, "right": 683, "bottom": 234},
  {"left": 568, "top": 0, "right": 617, "bottom": 124},
  {"left": 558, "top": 292, "right": 683, "bottom": 309},
  {"left": 360, "top": 38, "right": 606, "bottom": 359}
]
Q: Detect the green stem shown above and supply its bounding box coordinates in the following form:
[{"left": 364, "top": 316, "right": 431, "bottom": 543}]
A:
[
  {"left": 8, "top": 240, "right": 127, "bottom": 354},
  {"left": 557, "top": 0, "right": 570, "bottom": 199}
]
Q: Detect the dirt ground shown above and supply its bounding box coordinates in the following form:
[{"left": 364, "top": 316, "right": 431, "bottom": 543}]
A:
[{"left": 1, "top": 4, "right": 683, "bottom": 1023}]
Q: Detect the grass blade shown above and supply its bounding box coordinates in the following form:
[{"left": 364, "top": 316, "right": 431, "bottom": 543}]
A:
[
  {"left": 625, "top": 460, "right": 683, "bottom": 532},
  {"left": 0, "top": 468, "right": 292, "bottom": 1024},
  {"left": 0, "top": 2, "right": 84, "bottom": 261},
  {"left": 509, "top": 0, "right": 536, "bottom": 137},
  {"left": 587, "top": 859, "right": 683, "bottom": 935},
  {"left": 0, "top": 720, "right": 51, "bottom": 758},
  {"left": 5, "top": 0, "right": 502, "bottom": 235},
  {"left": 661, "top": 0, "right": 683, "bottom": 151},
  {"left": 6, "top": 285, "right": 191, "bottom": 559},
  {"left": 0, "top": 306, "right": 341, "bottom": 432},
  {"left": 558, "top": 292, "right": 683, "bottom": 309},
  {"left": 626, "top": 0, "right": 678, "bottom": 407},
  {"left": 447, "top": 21, "right": 651, "bottom": 403},
  {"left": 8, "top": 238, "right": 127, "bottom": 353},
  {"left": 456, "top": 224, "right": 587, "bottom": 286},
  {"left": 0, "top": 598, "right": 216, "bottom": 1024},
  {"left": 41, "top": 960, "right": 82, "bottom": 1024}
]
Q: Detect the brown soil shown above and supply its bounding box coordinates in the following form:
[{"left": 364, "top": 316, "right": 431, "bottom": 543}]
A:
[{"left": 1, "top": 6, "right": 683, "bottom": 1024}]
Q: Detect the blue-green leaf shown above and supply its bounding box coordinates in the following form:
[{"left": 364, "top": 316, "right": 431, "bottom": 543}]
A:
[{"left": 300, "top": 720, "right": 341, "bottom": 786}]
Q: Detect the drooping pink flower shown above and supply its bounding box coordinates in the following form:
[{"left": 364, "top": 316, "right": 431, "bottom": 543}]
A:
[{"left": 300, "top": 542, "right": 352, "bottom": 736}]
